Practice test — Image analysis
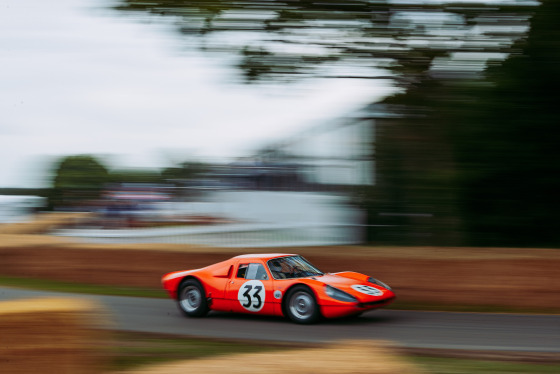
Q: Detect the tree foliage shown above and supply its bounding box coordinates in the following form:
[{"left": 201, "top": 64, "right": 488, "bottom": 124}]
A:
[
  {"left": 48, "top": 155, "right": 109, "bottom": 210},
  {"left": 453, "top": 0, "right": 560, "bottom": 246},
  {"left": 114, "top": 0, "right": 533, "bottom": 85},
  {"left": 372, "top": 0, "right": 560, "bottom": 247},
  {"left": 161, "top": 161, "right": 208, "bottom": 183}
]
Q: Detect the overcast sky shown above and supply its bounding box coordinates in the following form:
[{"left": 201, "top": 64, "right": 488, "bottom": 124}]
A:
[{"left": 0, "top": 0, "right": 400, "bottom": 188}]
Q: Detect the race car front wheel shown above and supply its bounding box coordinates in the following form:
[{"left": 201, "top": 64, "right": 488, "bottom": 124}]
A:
[
  {"left": 285, "top": 285, "right": 320, "bottom": 324},
  {"left": 178, "top": 279, "right": 209, "bottom": 317}
]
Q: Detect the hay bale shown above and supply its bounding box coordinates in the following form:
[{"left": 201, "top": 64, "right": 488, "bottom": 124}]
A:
[
  {"left": 0, "top": 297, "right": 108, "bottom": 374},
  {"left": 123, "top": 340, "right": 424, "bottom": 374},
  {"left": 0, "top": 212, "right": 94, "bottom": 235}
]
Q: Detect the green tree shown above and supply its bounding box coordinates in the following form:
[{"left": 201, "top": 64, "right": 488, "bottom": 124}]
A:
[
  {"left": 454, "top": 0, "right": 560, "bottom": 246},
  {"left": 373, "top": 0, "right": 560, "bottom": 247},
  {"left": 162, "top": 161, "right": 208, "bottom": 184},
  {"left": 48, "top": 155, "right": 109, "bottom": 210}
]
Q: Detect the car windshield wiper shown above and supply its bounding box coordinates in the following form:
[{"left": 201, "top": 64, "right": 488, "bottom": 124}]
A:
[{"left": 305, "top": 271, "right": 323, "bottom": 277}]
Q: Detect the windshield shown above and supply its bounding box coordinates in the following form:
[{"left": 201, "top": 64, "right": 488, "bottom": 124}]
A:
[{"left": 267, "top": 256, "right": 323, "bottom": 279}]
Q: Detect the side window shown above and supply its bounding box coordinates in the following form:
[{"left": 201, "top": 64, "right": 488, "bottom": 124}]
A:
[
  {"left": 236, "top": 264, "right": 248, "bottom": 278},
  {"left": 245, "top": 263, "right": 269, "bottom": 280},
  {"left": 237, "top": 263, "right": 269, "bottom": 280}
]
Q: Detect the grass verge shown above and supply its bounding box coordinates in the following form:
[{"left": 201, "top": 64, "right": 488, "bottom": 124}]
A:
[{"left": 0, "top": 276, "right": 166, "bottom": 298}]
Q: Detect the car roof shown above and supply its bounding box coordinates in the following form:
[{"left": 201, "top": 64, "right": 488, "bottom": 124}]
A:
[{"left": 233, "top": 253, "right": 297, "bottom": 260}]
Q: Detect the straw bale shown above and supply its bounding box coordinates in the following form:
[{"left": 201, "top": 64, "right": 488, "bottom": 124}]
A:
[
  {"left": 122, "top": 340, "right": 424, "bottom": 374},
  {"left": 0, "top": 297, "right": 109, "bottom": 374},
  {"left": 0, "top": 212, "right": 93, "bottom": 235}
]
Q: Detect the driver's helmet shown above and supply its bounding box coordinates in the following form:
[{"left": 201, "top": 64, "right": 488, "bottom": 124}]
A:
[{"left": 269, "top": 260, "right": 282, "bottom": 272}]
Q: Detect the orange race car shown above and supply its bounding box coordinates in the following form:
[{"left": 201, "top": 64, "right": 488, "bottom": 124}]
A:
[{"left": 162, "top": 253, "right": 395, "bottom": 324}]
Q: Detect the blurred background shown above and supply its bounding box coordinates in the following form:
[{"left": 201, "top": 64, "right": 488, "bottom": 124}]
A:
[{"left": 2, "top": 0, "right": 559, "bottom": 249}]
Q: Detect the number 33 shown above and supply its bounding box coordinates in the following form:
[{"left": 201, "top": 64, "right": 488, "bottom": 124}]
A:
[
  {"left": 237, "top": 280, "right": 266, "bottom": 311},
  {"left": 242, "top": 284, "right": 263, "bottom": 308}
]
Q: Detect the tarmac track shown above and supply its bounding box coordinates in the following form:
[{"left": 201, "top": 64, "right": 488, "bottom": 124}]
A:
[{"left": 1, "top": 287, "right": 559, "bottom": 352}]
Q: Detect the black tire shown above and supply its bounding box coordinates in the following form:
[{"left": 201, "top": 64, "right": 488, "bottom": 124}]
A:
[
  {"left": 284, "top": 285, "right": 320, "bottom": 324},
  {"left": 177, "top": 279, "right": 209, "bottom": 317}
]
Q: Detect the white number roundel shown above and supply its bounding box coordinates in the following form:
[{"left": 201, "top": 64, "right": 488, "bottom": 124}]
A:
[
  {"left": 351, "top": 284, "right": 383, "bottom": 296},
  {"left": 238, "top": 280, "right": 266, "bottom": 312}
]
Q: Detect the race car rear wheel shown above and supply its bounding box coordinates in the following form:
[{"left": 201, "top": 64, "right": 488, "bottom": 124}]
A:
[
  {"left": 178, "top": 279, "right": 209, "bottom": 317},
  {"left": 285, "top": 285, "right": 320, "bottom": 324}
]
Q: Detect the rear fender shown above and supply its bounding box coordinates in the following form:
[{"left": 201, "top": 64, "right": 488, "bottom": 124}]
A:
[{"left": 161, "top": 270, "right": 197, "bottom": 299}]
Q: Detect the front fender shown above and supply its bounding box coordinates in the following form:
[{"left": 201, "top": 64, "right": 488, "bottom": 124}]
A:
[{"left": 331, "top": 271, "right": 370, "bottom": 282}]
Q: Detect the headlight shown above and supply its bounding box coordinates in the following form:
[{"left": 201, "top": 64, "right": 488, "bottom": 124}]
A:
[
  {"left": 325, "top": 285, "right": 357, "bottom": 303},
  {"left": 368, "top": 277, "right": 392, "bottom": 291}
]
